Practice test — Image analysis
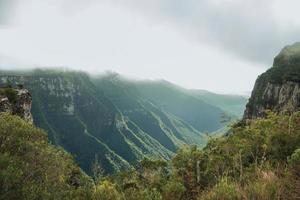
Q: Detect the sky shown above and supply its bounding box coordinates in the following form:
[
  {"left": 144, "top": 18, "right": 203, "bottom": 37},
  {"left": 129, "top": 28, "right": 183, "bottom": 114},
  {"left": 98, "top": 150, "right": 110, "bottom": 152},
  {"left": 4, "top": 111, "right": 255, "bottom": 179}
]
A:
[{"left": 0, "top": 0, "right": 299, "bottom": 95}]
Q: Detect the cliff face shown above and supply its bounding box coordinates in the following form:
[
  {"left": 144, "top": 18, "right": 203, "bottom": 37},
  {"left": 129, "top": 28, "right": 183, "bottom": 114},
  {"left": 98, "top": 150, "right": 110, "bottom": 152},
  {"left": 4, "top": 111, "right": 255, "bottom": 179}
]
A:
[
  {"left": 0, "top": 72, "right": 131, "bottom": 174},
  {"left": 0, "top": 70, "right": 211, "bottom": 174},
  {"left": 244, "top": 42, "right": 300, "bottom": 120},
  {"left": 0, "top": 70, "right": 243, "bottom": 175},
  {"left": 0, "top": 88, "right": 33, "bottom": 123}
]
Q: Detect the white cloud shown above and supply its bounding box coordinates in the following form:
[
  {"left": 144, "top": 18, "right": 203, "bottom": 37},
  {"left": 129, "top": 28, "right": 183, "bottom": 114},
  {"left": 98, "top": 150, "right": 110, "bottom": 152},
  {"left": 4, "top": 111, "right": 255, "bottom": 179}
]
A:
[
  {"left": 0, "top": 0, "right": 297, "bottom": 94},
  {"left": 107, "top": 0, "right": 300, "bottom": 64}
]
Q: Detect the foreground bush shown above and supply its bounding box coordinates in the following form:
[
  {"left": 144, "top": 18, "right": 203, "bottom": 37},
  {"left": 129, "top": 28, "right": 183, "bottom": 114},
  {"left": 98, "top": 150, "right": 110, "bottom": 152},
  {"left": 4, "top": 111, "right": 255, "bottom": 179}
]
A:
[
  {"left": 200, "top": 178, "right": 242, "bottom": 200},
  {"left": 1, "top": 112, "right": 299, "bottom": 199},
  {"left": 93, "top": 180, "right": 122, "bottom": 200},
  {"left": 0, "top": 114, "right": 93, "bottom": 200},
  {"left": 112, "top": 112, "right": 300, "bottom": 200}
]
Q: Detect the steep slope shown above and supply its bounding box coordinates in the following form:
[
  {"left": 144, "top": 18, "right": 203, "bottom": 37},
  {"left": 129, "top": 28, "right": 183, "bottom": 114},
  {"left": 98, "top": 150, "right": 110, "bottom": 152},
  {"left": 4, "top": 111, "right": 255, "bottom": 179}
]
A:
[
  {"left": 94, "top": 74, "right": 207, "bottom": 148},
  {"left": 133, "top": 80, "right": 229, "bottom": 132},
  {"left": 188, "top": 89, "right": 248, "bottom": 117},
  {"left": 0, "top": 70, "right": 209, "bottom": 174},
  {"left": 0, "top": 69, "right": 243, "bottom": 174},
  {"left": 0, "top": 70, "right": 131, "bottom": 174},
  {"left": 244, "top": 42, "right": 300, "bottom": 120}
]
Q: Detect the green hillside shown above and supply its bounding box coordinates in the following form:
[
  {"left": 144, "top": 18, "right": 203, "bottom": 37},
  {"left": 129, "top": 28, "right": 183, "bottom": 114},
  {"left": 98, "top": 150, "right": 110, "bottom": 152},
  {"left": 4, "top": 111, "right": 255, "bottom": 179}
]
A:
[
  {"left": 105, "top": 112, "right": 300, "bottom": 200},
  {"left": 188, "top": 89, "right": 248, "bottom": 117},
  {"left": 2, "top": 112, "right": 299, "bottom": 199},
  {"left": 0, "top": 113, "right": 94, "bottom": 199},
  {"left": 132, "top": 80, "right": 228, "bottom": 133},
  {"left": 0, "top": 69, "right": 242, "bottom": 175}
]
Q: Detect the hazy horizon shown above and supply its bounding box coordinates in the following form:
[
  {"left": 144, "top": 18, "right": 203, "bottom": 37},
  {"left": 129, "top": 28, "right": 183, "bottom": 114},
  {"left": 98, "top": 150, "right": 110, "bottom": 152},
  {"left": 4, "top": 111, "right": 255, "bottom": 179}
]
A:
[
  {"left": 0, "top": 0, "right": 300, "bottom": 94},
  {"left": 0, "top": 67, "right": 251, "bottom": 97}
]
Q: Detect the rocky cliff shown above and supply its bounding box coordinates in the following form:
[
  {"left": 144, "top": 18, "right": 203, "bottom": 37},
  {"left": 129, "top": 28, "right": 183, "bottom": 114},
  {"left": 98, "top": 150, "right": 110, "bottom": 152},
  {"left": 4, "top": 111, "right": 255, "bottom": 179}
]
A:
[
  {"left": 0, "top": 70, "right": 210, "bottom": 174},
  {"left": 0, "top": 87, "right": 33, "bottom": 123},
  {"left": 244, "top": 42, "right": 300, "bottom": 120},
  {"left": 0, "top": 70, "right": 243, "bottom": 175}
]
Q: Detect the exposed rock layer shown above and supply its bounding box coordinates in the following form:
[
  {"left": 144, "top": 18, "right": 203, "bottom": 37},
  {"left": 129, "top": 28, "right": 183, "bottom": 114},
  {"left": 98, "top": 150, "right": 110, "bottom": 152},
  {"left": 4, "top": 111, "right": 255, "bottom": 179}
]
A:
[
  {"left": 244, "top": 42, "right": 300, "bottom": 120},
  {"left": 0, "top": 88, "right": 33, "bottom": 123}
]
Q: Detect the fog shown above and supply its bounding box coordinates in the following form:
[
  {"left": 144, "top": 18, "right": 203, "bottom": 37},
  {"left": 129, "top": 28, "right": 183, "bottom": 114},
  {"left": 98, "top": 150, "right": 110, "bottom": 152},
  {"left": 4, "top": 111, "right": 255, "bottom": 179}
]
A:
[{"left": 0, "top": 0, "right": 299, "bottom": 94}]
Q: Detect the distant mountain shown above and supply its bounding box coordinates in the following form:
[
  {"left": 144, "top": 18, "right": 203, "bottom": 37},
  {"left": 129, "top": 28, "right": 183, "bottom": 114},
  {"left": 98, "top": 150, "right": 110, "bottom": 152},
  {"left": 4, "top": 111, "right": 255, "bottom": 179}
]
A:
[
  {"left": 131, "top": 80, "right": 232, "bottom": 132},
  {"left": 0, "top": 69, "right": 246, "bottom": 174},
  {"left": 187, "top": 89, "right": 248, "bottom": 117},
  {"left": 244, "top": 42, "right": 300, "bottom": 120}
]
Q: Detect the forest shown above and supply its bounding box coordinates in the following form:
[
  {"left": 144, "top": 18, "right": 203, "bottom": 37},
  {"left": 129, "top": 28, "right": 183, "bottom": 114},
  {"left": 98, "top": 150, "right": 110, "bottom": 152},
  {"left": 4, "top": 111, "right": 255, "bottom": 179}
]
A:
[{"left": 1, "top": 111, "right": 299, "bottom": 200}]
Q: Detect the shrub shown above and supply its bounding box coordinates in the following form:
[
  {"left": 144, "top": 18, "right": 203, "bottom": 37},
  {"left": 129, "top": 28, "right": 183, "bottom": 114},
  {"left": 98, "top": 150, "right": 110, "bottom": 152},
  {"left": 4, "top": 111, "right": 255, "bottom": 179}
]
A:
[
  {"left": 0, "top": 113, "right": 94, "bottom": 200},
  {"left": 93, "top": 180, "right": 122, "bottom": 200},
  {"left": 244, "top": 171, "right": 281, "bottom": 200},
  {"left": 0, "top": 88, "right": 18, "bottom": 103},
  {"left": 199, "top": 178, "right": 242, "bottom": 200},
  {"left": 123, "top": 188, "right": 162, "bottom": 200},
  {"left": 289, "top": 148, "right": 300, "bottom": 167},
  {"left": 162, "top": 180, "right": 186, "bottom": 200},
  {"left": 282, "top": 149, "right": 300, "bottom": 199}
]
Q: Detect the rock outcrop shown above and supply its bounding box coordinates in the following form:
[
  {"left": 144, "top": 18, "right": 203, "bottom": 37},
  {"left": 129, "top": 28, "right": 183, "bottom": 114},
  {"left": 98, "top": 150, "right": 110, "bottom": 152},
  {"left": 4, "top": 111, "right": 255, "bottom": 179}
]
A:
[
  {"left": 243, "top": 42, "right": 300, "bottom": 120},
  {"left": 0, "top": 87, "right": 33, "bottom": 123}
]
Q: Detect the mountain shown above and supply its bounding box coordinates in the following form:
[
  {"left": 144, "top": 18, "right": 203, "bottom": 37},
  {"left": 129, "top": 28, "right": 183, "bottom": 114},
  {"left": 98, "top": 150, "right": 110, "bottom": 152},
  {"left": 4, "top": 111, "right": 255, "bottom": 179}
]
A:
[
  {"left": 115, "top": 79, "right": 230, "bottom": 133},
  {"left": 187, "top": 89, "right": 248, "bottom": 117},
  {"left": 0, "top": 69, "right": 243, "bottom": 174},
  {"left": 1, "top": 44, "right": 300, "bottom": 199},
  {"left": 244, "top": 42, "right": 300, "bottom": 120}
]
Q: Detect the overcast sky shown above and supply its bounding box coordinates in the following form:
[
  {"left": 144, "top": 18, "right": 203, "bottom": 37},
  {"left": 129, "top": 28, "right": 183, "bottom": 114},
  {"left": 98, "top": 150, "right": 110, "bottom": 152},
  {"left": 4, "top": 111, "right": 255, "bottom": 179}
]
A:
[{"left": 0, "top": 0, "right": 299, "bottom": 95}]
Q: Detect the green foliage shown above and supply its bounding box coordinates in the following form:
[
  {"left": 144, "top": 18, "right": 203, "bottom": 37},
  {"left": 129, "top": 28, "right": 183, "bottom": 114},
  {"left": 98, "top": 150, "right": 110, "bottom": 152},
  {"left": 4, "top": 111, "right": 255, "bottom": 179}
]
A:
[
  {"left": 122, "top": 188, "right": 162, "bottom": 200},
  {"left": 171, "top": 145, "right": 206, "bottom": 199},
  {"left": 162, "top": 180, "right": 185, "bottom": 200},
  {"left": 108, "top": 112, "right": 300, "bottom": 200},
  {"left": 0, "top": 69, "right": 245, "bottom": 177},
  {"left": 257, "top": 43, "right": 300, "bottom": 85},
  {"left": 134, "top": 80, "right": 228, "bottom": 132},
  {"left": 0, "top": 69, "right": 299, "bottom": 199},
  {"left": 200, "top": 178, "right": 242, "bottom": 200},
  {"left": 0, "top": 110, "right": 299, "bottom": 199},
  {"left": 141, "top": 188, "right": 162, "bottom": 200},
  {"left": 0, "top": 69, "right": 216, "bottom": 175},
  {"left": 0, "top": 113, "right": 93, "bottom": 200},
  {"left": 0, "top": 87, "right": 18, "bottom": 103},
  {"left": 289, "top": 148, "right": 300, "bottom": 166},
  {"left": 243, "top": 172, "right": 280, "bottom": 200},
  {"left": 282, "top": 148, "right": 300, "bottom": 199},
  {"left": 93, "top": 180, "right": 123, "bottom": 200}
]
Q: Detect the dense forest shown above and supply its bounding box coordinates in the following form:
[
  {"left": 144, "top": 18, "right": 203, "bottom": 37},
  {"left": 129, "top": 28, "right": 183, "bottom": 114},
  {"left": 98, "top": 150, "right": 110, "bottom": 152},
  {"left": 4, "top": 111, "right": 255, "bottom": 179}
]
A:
[{"left": 1, "top": 111, "right": 299, "bottom": 199}]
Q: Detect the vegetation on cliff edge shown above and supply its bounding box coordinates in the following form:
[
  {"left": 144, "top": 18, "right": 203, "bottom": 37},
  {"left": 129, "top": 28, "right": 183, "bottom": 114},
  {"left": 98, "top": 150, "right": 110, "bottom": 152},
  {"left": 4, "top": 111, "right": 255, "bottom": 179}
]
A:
[{"left": 1, "top": 111, "right": 299, "bottom": 199}]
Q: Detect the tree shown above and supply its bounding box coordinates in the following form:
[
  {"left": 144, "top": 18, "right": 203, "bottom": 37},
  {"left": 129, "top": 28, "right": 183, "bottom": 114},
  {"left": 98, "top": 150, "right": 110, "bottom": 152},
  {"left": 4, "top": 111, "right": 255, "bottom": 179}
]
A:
[{"left": 0, "top": 113, "right": 93, "bottom": 200}]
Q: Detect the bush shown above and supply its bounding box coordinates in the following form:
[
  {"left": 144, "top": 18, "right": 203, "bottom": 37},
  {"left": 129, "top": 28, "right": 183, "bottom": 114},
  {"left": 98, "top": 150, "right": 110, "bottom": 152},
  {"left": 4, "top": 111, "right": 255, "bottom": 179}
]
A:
[
  {"left": 289, "top": 148, "right": 300, "bottom": 167},
  {"left": 1, "top": 111, "right": 299, "bottom": 200},
  {"left": 162, "top": 180, "right": 186, "bottom": 200},
  {"left": 0, "top": 88, "right": 18, "bottom": 103},
  {"left": 199, "top": 178, "right": 242, "bottom": 200},
  {"left": 282, "top": 149, "right": 300, "bottom": 199},
  {"left": 0, "top": 113, "right": 94, "bottom": 200},
  {"left": 142, "top": 188, "right": 162, "bottom": 200},
  {"left": 244, "top": 171, "right": 281, "bottom": 200},
  {"left": 93, "top": 180, "right": 122, "bottom": 200}
]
